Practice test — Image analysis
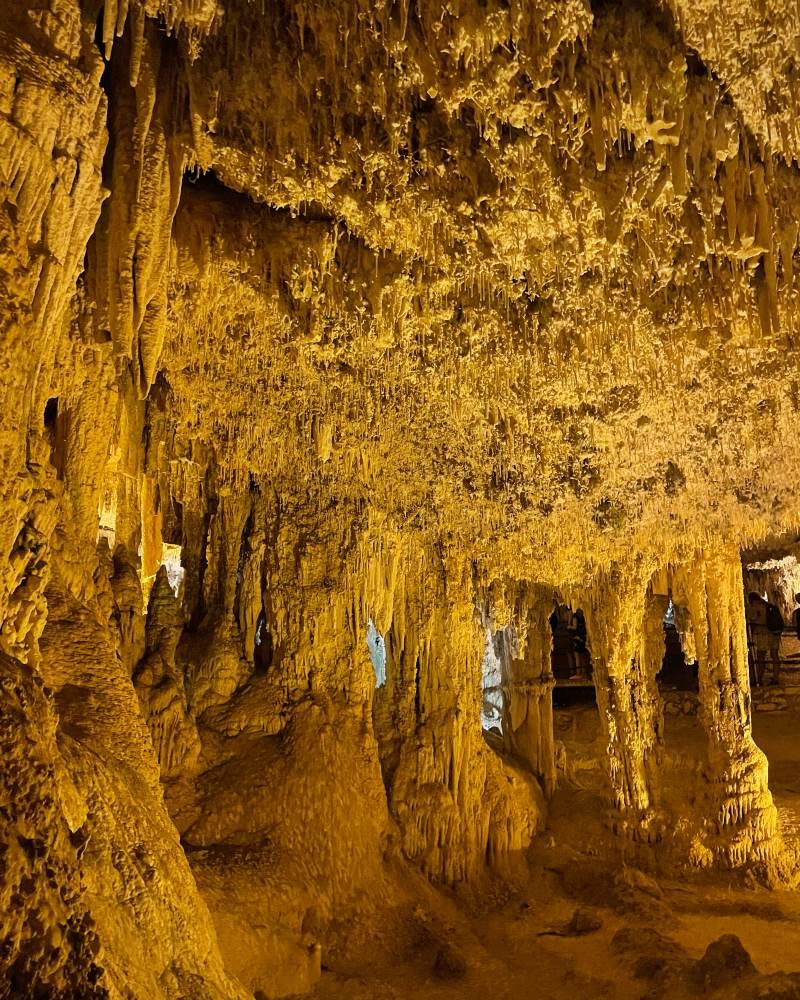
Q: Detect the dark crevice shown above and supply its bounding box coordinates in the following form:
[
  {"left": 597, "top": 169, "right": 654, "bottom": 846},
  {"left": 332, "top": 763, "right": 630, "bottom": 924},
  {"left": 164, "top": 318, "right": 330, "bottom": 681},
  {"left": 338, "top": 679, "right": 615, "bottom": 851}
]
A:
[
  {"left": 413, "top": 652, "right": 421, "bottom": 720},
  {"left": 184, "top": 167, "right": 337, "bottom": 225},
  {"left": 233, "top": 507, "right": 254, "bottom": 626},
  {"left": 43, "top": 396, "right": 58, "bottom": 431},
  {"left": 93, "top": 9, "right": 115, "bottom": 188}
]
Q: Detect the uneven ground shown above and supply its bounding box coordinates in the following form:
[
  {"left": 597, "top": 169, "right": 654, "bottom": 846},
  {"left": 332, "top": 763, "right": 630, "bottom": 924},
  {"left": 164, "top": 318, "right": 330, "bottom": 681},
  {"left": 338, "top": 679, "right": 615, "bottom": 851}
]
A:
[{"left": 304, "top": 706, "right": 800, "bottom": 1000}]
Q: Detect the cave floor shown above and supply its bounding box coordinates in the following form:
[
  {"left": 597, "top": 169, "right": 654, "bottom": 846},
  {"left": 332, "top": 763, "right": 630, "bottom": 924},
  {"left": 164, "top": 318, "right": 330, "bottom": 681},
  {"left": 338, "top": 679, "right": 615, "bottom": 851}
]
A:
[{"left": 307, "top": 708, "right": 800, "bottom": 1000}]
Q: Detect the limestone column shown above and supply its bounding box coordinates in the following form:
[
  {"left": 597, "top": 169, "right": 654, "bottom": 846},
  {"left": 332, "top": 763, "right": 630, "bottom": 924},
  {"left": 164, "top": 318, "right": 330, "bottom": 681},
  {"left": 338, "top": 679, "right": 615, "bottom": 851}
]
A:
[
  {"left": 581, "top": 564, "right": 665, "bottom": 846},
  {"left": 112, "top": 373, "right": 146, "bottom": 560},
  {"left": 264, "top": 507, "right": 375, "bottom": 704},
  {"left": 184, "top": 491, "right": 255, "bottom": 713},
  {"left": 110, "top": 542, "right": 146, "bottom": 674},
  {"left": 237, "top": 500, "right": 267, "bottom": 664},
  {"left": 133, "top": 566, "right": 199, "bottom": 778},
  {"left": 674, "top": 545, "right": 779, "bottom": 867},
  {"left": 201, "top": 493, "right": 252, "bottom": 626},
  {"left": 180, "top": 498, "right": 210, "bottom": 629},
  {"left": 379, "top": 549, "right": 545, "bottom": 884},
  {"left": 499, "top": 586, "right": 557, "bottom": 797}
]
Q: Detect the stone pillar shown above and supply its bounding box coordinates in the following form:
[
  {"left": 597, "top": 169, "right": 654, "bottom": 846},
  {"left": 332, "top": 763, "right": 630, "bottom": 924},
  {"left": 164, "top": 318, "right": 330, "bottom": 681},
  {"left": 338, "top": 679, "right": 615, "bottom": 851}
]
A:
[
  {"left": 201, "top": 493, "right": 252, "bottom": 627},
  {"left": 674, "top": 545, "right": 779, "bottom": 867},
  {"left": 110, "top": 542, "right": 146, "bottom": 674},
  {"left": 140, "top": 472, "right": 164, "bottom": 601},
  {"left": 112, "top": 374, "right": 146, "bottom": 560},
  {"left": 581, "top": 565, "right": 665, "bottom": 846},
  {"left": 134, "top": 566, "right": 199, "bottom": 778},
  {"left": 499, "top": 587, "right": 557, "bottom": 797},
  {"left": 378, "top": 549, "right": 545, "bottom": 884},
  {"left": 185, "top": 492, "right": 254, "bottom": 714},
  {"left": 265, "top": 507, "right": 376, "bottom": 704}
]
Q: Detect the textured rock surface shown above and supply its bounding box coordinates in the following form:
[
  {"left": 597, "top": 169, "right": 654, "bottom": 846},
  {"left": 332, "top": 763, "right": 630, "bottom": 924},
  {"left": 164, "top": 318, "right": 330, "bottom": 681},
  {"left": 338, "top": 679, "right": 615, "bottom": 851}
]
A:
[{"left": 3, "top": 0, "right": 800, "bottom": 996}]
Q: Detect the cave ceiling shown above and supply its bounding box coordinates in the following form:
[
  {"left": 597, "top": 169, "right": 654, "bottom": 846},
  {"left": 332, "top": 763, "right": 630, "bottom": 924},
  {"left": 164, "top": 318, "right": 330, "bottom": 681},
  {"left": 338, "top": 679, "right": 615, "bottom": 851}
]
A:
[{"left": 10, "top": 0, "right": 800, "bottom": 587}]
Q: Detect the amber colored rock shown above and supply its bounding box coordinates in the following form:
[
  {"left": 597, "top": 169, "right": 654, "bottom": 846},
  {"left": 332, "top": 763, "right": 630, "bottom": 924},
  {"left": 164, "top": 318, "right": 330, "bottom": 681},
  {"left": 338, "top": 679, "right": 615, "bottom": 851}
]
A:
[{"left": 3, "top": 1, "right": 800, "bottom": 996}]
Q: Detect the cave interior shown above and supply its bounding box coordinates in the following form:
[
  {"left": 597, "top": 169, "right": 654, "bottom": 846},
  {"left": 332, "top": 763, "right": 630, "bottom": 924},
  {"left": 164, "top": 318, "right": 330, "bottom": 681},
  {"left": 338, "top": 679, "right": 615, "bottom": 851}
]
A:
[{"left": 5, "top": 0, "right": 800, "bottom": 997}]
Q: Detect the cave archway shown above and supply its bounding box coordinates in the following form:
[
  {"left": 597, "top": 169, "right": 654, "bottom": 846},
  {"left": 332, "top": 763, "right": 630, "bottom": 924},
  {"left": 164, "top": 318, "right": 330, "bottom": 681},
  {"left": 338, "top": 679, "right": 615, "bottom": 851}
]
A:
[
  {"left": 550, "top": 603, "right": 595, "bottom": 707},
  {"left": 657, "top": 598, "right": 699, "bottom": 698}
]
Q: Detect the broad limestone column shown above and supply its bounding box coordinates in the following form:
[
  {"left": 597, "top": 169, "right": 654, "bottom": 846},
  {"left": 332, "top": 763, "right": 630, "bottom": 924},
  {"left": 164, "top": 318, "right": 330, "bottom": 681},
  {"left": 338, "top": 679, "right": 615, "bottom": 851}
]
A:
[
  {"left": 581, "top": 563, "right": 665, "bottom": 846},
  {"left": 378, "top": 548, "right": 545, "bottom": 884},
  {"left": 674, "top": 545, "right": 780, "bottom": 867}
]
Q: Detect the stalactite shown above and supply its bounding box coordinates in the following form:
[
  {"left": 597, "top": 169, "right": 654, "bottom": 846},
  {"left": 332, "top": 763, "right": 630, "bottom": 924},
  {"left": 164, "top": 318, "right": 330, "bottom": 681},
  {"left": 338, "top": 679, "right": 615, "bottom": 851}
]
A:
[{"left": 98, "top": 20, "right": 186, "bottom": 399}]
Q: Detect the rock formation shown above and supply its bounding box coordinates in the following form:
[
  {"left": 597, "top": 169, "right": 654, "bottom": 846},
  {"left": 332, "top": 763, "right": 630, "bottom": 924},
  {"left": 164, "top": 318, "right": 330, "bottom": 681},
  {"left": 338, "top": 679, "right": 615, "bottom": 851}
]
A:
[{"left": 3, "top": 0, "right": 800, "bottom": 996}]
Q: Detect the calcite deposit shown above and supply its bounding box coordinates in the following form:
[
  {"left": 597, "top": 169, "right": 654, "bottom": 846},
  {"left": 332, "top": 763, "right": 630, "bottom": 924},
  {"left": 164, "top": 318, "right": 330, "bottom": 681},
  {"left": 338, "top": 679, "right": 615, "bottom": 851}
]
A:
[{"left": 3, "top": 1, "right": 800, "bottom": 997}]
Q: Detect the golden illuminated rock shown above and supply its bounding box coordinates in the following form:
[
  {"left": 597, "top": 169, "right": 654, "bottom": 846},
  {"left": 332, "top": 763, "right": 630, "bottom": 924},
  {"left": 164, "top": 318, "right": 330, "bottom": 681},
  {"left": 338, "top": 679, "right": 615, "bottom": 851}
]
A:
[{"left": 3, "top": 1, "right": 800, "bottom": 997}]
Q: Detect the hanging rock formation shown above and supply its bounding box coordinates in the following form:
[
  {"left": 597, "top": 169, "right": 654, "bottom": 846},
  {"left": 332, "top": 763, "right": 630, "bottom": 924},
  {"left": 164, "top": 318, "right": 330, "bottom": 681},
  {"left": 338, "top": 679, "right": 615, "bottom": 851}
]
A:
[{"left": 2, "top": 0, "right": 800, "bottom": 996}]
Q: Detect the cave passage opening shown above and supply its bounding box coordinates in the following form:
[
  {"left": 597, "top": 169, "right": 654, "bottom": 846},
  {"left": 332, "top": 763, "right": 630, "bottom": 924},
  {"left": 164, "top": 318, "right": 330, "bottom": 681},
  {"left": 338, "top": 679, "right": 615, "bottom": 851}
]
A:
[
  {"left": 367, "top": 618, "right": 386, "bottom": 688},
  {"left": 253, "top": 610, "right": 273, "bottom": 673},
  {"left": 97, "top": 489, "right": 116, "bottom": 547},
  {"left": 739, "top": 550, "right": 800, "bottom": 853},
  {"left": 657, "top": 599, "right": 699, "bottom": 698},
  {"left": 549, "top": 603, "right": 591, "bottom": 681},
  {"left": 161, "top": 542, "right": 184, "bottom": 597},
  {"left": 743, "top": 555, "right": 800, "bottom": 691},
  {"left": 480, "top": 626, "right": 504, "bottom": 734},
  {"left": 550, "top": 603, "right": 595, "bottom": 708}
]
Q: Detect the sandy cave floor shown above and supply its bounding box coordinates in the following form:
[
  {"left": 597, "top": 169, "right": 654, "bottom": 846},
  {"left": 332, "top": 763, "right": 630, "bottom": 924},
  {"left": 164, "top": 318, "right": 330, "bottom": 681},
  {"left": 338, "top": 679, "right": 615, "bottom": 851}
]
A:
[{"left": 305, "top": 707, "right": 800, "bottom": 1000}]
